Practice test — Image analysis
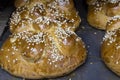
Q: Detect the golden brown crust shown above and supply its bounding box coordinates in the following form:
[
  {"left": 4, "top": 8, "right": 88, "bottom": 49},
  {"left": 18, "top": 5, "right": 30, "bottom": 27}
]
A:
[
  {"left": 0, "top": 0, "right": 86, "bottom": 79},
  {"left": 14, "top": 0, "right": 28, "bottom": 8},
  {"left": 106, "top": 15, "right": 120, "bottom": 31},
  {"left": 11, "top": 0, "right": 80, "bottom": 33},
  {"left": 0, "top": 30, "right": 86, "bottom": 79},
  {"left": 87, "top": 0, "right": 120, "bottom": 30},
  {"left": 101, "top": 29, "right": 120, "bottom": 76}
]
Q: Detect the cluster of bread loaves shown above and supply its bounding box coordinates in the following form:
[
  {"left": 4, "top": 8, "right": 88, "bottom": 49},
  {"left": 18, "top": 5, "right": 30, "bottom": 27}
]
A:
[
  {"left": 87, "top": 0, "right": 120, "bottom": 76},
  {"left": 0, "top": 0, "right": 87, "bottom": 79}
]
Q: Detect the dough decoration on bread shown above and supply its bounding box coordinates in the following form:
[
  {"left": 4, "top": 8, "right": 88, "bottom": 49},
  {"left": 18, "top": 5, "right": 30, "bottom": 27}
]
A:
[
  {"left": 87, "top": 0, "right": 120, "bottom": 30},
  {"left": 0, "top": 0, "right": 86, "bottom": 79},
  {"left": 100, "top": 0, "right": 120, "bottom": 76}
]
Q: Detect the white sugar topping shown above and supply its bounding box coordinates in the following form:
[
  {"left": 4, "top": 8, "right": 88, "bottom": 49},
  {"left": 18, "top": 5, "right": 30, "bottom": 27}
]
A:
[{"left": 10, "top": 12, "right": 20, "bottom": 25}]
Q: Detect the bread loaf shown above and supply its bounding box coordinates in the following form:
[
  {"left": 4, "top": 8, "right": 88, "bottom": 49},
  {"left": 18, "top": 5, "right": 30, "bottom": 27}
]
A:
[
  {"left": 0, "top": 0, "right": 87, "bottom": 79},
  {"left": 101, "top": 0, "right": 120, "bottom": 76},
  {"left": 87, "top": 0, "right": 120, "bottom": 30},
  {"left": 102, "top": 28, "right": 120, "bottom": 76}
]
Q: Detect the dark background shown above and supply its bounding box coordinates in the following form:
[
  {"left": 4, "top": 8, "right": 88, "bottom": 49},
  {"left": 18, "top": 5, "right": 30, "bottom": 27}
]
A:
[{"left": 0, "top": 0, "right": 15, "bottom": 11}]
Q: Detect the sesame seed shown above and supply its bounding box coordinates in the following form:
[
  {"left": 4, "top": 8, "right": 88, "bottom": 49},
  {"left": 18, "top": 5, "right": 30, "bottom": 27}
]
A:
[
  {"left": 8, "top": 60, "right": 10, "bottom": 62},
  {"left": 103, "top": 30, "right": 116, "bottom": 44},
  {"left": 116, "top": 61, "right": 119, "bottom": 64},
  {"left": 107, "top": 0, "right": 120, "bottom": 3},
  {"left": 7, "top": 49, "right": 10, "bottom": 51},
  {"left": 13, "top": 60, "right": 16, "bottom": 63},
  {"left": 12, "top": 52, "right": 15, "bottom": 55},
  {"left": 1, "top": 49, "right": 4, "bottom": 51},
  {"left": 111, "top": 56, "right": 114, "bottom": 58},
  {"left": 6, "top": 56, "right": 8, "bottom": 58}
]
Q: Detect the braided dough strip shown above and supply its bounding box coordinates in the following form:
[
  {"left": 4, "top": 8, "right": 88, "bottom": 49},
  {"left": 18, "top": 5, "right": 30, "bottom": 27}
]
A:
[{"left": 0, "top": 0, "right": 86, "bottom": 79}]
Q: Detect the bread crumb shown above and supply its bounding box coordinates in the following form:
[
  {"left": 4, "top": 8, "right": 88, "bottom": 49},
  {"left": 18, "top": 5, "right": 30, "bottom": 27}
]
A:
[
  {"left": 94, "top": 32, "right": 97, "bottom": 35},
  {"left": 81, "top": 26, "right": 85, "bottom": 30},
  {"left": 87, "top": 45, "right": 90, "bottom": 48},
  {"left": 90, "top": 62, "right": 93, "bottom": 64},
  {"left": 69, "top": 78, "right": 72, "bottom": 80},
  {"left": 22, "top": 78, "right": 25, "bottom": 80}
]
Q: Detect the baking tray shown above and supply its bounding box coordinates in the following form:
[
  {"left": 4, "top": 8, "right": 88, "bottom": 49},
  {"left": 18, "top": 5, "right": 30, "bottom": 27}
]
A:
[{"left": 0, "top": 0, "right": 120, "bottom": 80}]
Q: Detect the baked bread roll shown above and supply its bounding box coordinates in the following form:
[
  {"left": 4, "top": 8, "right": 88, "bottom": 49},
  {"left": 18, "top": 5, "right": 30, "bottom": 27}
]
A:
[
  {"left": 87, "top": 0, "right": 120, "bottom": 30},
  {"left": 14, "top": 0, "right": 28, "bottom": 8},
  {"left": 101, "top": 14, "right": 120, "bottom": 76},
  {"left": 0, "top": 0, "right": 87, "bottom": 79}
]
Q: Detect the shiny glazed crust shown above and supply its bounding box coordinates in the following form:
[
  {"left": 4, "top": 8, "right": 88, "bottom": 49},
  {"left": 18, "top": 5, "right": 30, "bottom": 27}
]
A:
[
  {"left": 101, "top": 29, "right": 120, "bottom": 76},
  {"left": 14, "top": 0, "right": 28, "bottom": 8},
  {"left": 87, "top": 0, "right": 120, "bottom": 30},
  {"left": 0, "top": 0, "right": 86, "bottom": 79},
  {"left": 100, "top": 0, "right": 120, "bottom": 76}
]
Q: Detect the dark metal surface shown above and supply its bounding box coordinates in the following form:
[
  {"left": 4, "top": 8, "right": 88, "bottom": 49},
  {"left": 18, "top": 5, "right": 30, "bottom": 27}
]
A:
[{"left": 0, "top": 0, "right": 120, "bottom": 80}]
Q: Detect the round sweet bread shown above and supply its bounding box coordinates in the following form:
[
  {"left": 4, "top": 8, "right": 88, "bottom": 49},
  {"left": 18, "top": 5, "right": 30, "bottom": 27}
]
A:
[
  {"left": 101, "top": 28, "right": 120, "bottom": 76},
  {"left": 87, "top": 0, "right": 120, "bottom": 30},
  {"left": 0, "top": 0, "right": 87, "bottom": 79},
  {"left": 101, "top": 9, "right": 120, "bottom": 75}
]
